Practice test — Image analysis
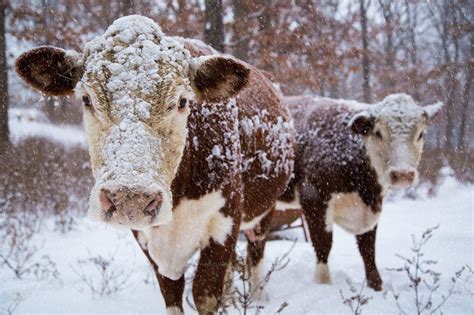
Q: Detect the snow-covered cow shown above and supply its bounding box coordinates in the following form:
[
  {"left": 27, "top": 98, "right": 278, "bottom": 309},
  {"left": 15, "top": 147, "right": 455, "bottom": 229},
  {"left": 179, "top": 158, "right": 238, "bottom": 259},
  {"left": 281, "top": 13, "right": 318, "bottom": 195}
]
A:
[
  {"left": 278, "top": 94, "right": 442, "bottom": 291},
  {"left": 15, "top": 16, "right": 294, "bottom": 313}
]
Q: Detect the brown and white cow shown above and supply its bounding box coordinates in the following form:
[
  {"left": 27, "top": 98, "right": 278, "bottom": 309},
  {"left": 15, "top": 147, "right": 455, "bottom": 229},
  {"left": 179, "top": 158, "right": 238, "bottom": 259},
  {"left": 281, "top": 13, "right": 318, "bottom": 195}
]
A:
[
  {"left": 15, "top": 16, "right": 294, "bottom": 313},
  {"left": 278, "top": 94, "right": 442, "bottom": 291}
]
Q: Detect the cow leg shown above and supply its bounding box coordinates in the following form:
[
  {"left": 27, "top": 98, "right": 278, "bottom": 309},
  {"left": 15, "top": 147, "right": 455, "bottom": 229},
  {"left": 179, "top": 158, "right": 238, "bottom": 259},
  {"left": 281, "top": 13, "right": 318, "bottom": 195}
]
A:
[
  {"left": 302, "top": 199, "right": 333, "bottom": 284},
  {"left": 192, "top": 228, "right": 239, "bottom": 314},
  {"left": 132, "top": 231, "right": 185, "bottom": 315},
  {"left": 356, "top": 225, "right": 383, "bottom": 291},
  {"left": 245, "top": 209, "right": 273, "bottom": 302}
]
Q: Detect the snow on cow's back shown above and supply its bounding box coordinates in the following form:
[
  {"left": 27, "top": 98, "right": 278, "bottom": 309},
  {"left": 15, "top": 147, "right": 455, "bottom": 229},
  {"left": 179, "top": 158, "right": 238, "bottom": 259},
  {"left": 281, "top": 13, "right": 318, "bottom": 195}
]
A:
[{"left": 286, "top": 96, "right": 369, "bottom": 168}]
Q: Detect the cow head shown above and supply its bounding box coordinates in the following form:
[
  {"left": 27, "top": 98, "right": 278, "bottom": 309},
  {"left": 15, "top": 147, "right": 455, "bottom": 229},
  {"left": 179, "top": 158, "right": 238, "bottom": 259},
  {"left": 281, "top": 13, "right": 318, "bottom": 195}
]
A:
[
  {"left": 349, "top": 94, "right": 443, "bottom": 188},
  {"left": 15, "top": 16, "right": 249, "bottom": 229}
]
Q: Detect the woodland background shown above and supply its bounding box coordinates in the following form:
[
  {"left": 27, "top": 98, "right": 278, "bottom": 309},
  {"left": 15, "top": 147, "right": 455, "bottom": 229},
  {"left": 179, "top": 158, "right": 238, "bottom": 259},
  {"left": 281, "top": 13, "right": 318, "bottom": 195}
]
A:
[
  {"left": 0, "top": 0, "right": 472, "bottom": 218},
  {"left": 0, "top": 2, "right": 472, "bottom": 313}
]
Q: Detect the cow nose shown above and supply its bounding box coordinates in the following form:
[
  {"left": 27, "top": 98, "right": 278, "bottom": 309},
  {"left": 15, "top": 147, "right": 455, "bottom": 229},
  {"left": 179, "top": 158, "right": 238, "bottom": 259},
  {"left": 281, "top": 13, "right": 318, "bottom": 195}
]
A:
[
  {"left": 390, "top": 170, "right": 415, "bottom": 185},
  {"left": 99, "top": 188, "right": 162, "bottom": 218}
]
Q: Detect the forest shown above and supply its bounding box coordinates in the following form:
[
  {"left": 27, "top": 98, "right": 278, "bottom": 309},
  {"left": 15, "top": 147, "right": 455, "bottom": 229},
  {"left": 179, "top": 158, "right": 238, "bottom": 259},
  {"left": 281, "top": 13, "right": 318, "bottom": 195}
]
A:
[{"left": 0, "top": 1, "right": 472, "bottom": 314}]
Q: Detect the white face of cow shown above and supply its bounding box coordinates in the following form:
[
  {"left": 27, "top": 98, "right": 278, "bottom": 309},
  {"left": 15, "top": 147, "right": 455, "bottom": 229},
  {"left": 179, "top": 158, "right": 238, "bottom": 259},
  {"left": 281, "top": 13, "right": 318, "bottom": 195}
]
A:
[
  {"left": 14, "top": 15, "right": 249, "bottom": 230},
  {"left": 349, "top": 94, "right": 443, "bottom": 189}
]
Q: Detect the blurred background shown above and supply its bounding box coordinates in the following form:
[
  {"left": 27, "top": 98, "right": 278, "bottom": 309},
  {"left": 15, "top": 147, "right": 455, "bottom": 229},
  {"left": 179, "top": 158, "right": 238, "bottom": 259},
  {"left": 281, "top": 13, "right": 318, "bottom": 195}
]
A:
[{"left": 0, "top": 0, "right": 472, "bottom": 219}]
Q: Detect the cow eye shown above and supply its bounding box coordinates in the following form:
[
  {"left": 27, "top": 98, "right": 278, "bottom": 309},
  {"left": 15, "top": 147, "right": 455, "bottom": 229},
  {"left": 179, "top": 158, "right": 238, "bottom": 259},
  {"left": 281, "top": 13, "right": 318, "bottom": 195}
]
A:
[
  {"left": 375, "top": 130, "right": 383, "bottom": 139},
  {"left": 418, "top": 131, "right": 425, "bottom": 141},
  {"left": 178, "top": 98, "right": 187, "bottom": 110},
  {"left": 82, "top": 95, "right": 92, "bottom": 107}
]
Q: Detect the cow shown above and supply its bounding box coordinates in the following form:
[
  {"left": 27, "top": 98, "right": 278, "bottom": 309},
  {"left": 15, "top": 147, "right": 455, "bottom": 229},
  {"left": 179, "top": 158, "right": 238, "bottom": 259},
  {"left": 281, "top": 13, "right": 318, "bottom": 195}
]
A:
[
  {"left": 277, "top": 94, "right": 442, "bottom": 291},
  {"left": 15, "top": 15, "right": 294, "bottom": 314}
]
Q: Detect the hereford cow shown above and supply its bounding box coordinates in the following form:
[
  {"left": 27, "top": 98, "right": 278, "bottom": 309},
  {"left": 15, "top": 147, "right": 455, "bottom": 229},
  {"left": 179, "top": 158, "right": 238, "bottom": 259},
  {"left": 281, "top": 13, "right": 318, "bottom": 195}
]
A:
[
  {"left": 278, "top": 94, "right": 442, "bottom": 291},
  {"left": 15, "top": 15, "right": 294, "bottom": 313}
]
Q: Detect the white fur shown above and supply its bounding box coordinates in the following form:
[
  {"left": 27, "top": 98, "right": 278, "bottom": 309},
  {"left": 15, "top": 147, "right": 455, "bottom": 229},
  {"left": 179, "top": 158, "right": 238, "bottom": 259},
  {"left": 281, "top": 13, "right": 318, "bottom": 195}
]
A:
[
  {"left": 315, "top": 263, "right": 331, "bottom": 284},
  {"left": 166, "top": 306, "right": 184, "bottom": 315},
  {"left": 275, "top": 189, "right": 301, "bottom": 211},
  {"left": 240, "top": 209, "right": 271, "bottom": 230},
  {"left": 364, "top": 137, "right": 392, "bottom": 189},
  {"left": 249, "top": 260, "right": 269, "bottom": 302},
  {"left": 325, "top": 192, "right": 381, "bottom": 235},
  {"left": 147, "top": 191, "right": 233, "bottom": 280},
  {"left": 136, "top": 230, "right": 148, "bottom": 250}
]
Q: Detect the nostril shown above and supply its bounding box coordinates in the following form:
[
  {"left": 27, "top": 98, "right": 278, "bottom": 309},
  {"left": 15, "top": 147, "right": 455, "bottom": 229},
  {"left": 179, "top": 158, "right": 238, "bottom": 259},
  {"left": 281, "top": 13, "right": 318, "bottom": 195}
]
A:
[
  {"left": 407, "top": 171, "right": 415, "bottom": 181},
  {"left": 99, "top": 189, "right": 117, "bottom": 218},
  {"left": 390, "top": 172, "right": 399, "bottom": 182},
  {"left": 144, "top": 193, "right": 162, "bottom": 217}
]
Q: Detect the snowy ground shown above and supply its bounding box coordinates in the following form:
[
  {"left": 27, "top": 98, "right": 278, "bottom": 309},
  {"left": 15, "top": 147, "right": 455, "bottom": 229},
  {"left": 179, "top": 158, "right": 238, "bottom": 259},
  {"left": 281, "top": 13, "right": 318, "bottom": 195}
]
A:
[
  {"left": 1, "top": 173, "right": 472, "bottom": 314},
  {"left": 1, "top": 110, "right": 472, "bottom": 313}
]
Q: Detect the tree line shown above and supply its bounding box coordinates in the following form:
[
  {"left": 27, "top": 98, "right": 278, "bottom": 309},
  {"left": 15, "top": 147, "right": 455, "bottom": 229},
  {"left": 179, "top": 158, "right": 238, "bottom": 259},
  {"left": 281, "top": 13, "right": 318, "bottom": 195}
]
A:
[{"left": 0, "top": 0, "right": 472, "bottom": 151}]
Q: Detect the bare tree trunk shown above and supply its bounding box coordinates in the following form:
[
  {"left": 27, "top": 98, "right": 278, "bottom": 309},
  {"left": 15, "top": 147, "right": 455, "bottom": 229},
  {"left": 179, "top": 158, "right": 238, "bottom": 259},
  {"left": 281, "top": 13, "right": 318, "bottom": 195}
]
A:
[
  {"left": 379, "top": 0, "right": 396, "bottom": 91},
  {"left": 204, "top": 0, "right": 224, "bottom": 52},
  {"left": 121, "top": 0, "right": 134, "bottom": 16},
  {"left": 440, "top": 1, "right": 457, "bottom": 151},
  {"left": 405, "top": 0, "right": 417, "bottom": 66},
  {"left": 360, "top": 0, "right": 372, "bottom": 103},
  {"left": 257, "top": 0, "right": 274, "bottom": 71},
  {"left": 0, "top": 1, "right": 8, "bottom": 145},
  {"left": 405, "top": 0, "right": 420, "bottom": 100},
  {"left": 459, "top": 32, "right": 473, "bottom": 149},
  {"left": 233, "top": 0, "right": 250, "bottom": 62}
]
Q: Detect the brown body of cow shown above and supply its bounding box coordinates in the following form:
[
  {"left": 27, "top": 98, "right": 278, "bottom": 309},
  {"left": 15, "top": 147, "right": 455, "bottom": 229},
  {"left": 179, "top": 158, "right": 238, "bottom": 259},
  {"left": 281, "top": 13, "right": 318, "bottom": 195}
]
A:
[
  {"left": 278, "top": 94, "right": 442, "bottom": 291},
  {"left": 15, "top": 16, "right": 294, "bottom": 314}
]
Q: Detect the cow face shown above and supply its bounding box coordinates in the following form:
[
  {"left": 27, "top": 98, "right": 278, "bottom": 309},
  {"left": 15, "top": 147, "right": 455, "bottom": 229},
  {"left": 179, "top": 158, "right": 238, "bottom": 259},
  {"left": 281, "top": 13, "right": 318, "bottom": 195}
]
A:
[
  {"left": 15, "top": 16, "right": 249, "bottom": 229},
  {"left": 349, "top": 94, "right": 443, "bottom": 188}
]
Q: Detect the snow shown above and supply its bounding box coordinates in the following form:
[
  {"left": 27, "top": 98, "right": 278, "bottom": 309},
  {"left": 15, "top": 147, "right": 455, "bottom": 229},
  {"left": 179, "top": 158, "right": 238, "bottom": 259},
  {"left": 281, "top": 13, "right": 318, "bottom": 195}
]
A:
[
  {"left": 1, "top": 174, "right": 472, "bottom": 314},
  {"left": 288, "top": 21, "right": 300, "bottom": 32},
  {"left": 8, "top": 108, "right": 86, "bottom": 147},
  {"left": 240, "top": 109, "right": 294, "bottom": 177}
]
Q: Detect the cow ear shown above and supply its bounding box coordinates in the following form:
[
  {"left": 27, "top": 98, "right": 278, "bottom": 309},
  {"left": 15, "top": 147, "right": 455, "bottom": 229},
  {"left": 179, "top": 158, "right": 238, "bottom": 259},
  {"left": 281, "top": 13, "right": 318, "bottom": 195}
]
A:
[
  {"left": 422, "top": 101, "right": 443, "bottom": 120},
  {"left": 349, "top": 112, "right": 375, "bottom": 135},
  {"left": 189, "top": 56, "right": 250, "bottom": 103},
  {"left": 15, "top": 46, "right": 83, "bottom": 96}
]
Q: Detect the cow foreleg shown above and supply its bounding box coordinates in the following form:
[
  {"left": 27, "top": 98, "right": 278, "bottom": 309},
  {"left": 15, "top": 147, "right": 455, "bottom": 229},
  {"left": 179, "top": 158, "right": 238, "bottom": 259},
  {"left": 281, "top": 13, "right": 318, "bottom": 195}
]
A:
[
  {"left": 245, "top": 209, "right": 273, "bottom": 302},
  {"left": 356, "top": 225, "right": 383, "bottom": 291},
  {"left": 192, "top": 230, "right": 238, "bottom": 314},
  {"left": 302, "top": 199, "right": 333, "bottom": 284},
  {"left": 132, "top": 231, "right": 185, "bottom": 314}
]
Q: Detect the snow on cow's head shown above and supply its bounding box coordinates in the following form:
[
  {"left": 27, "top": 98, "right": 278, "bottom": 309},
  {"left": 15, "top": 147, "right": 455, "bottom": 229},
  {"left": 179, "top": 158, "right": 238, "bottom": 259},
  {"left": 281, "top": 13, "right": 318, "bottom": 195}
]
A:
[
  {"left": 15, "top": 15, "right": 250, "bottom": 229},
  {"left": 349, "top": 94, "right": 443, "bottom": 189}
]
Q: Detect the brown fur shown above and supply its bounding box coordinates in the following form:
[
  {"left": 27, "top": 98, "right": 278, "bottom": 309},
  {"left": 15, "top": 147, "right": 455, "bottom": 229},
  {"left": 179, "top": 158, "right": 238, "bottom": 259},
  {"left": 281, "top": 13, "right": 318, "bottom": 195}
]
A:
[
  {"left": 190, "top": 57, "right": 250, "bottom": 103},
  {"left": 15, "top": 46, "right": 83, "bottom": 96}
]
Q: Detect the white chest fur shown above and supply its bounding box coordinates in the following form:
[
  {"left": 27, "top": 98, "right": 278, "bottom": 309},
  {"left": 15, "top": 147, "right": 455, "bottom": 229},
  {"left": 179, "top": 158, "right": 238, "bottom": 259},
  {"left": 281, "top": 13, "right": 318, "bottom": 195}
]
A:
[
  {"left": 325, "top": 192, "right": 381, "bottom": 235},
  {"left": 145, "top": 190, "right": 234, "bottom": 280}
]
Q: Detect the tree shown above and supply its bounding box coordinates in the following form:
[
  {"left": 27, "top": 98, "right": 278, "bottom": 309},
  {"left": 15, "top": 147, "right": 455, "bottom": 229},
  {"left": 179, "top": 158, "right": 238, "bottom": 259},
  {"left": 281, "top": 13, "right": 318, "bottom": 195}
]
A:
[
  {"left": 232, "top": 0, "right": 251, "bottom": 62},
  {"left": 0, "top": 0, "right": 8, "bottom": 145},
  {"left": 121, "top": 0, "right": 133, "bottom": 16},
  {"left": 378, "top": 0, "right": 399, "bottom": 92},
  {"left": 204, "top": 0, "right": 224, "bottom": 52},
  {"left": 456, "top": 1, "right": 473, "bottom": 149},
  {"left": 360, "top": 0, "right": 372, "bottom": 103}
]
